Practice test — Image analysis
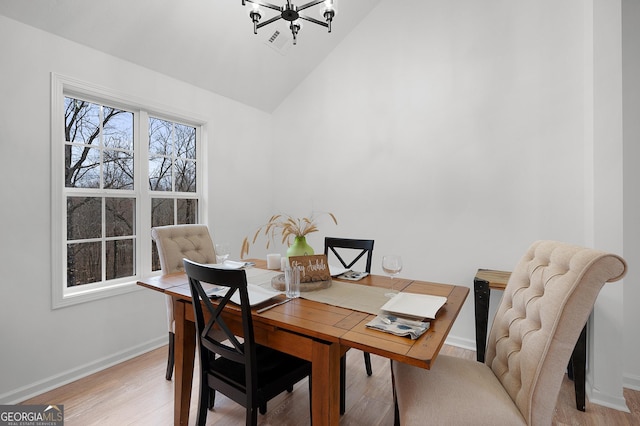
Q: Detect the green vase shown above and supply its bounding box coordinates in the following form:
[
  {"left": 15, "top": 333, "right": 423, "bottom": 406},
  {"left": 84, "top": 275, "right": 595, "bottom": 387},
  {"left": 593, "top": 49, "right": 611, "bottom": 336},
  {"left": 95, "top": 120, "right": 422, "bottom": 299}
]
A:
[{"left": 287, "top": 236, "right": 315, "bottom": 257}]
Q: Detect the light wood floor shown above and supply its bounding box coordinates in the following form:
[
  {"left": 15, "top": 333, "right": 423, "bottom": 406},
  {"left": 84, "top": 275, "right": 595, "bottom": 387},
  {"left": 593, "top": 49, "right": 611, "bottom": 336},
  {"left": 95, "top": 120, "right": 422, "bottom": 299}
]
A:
[{"left": 22, "top": 345, "right": 640, "bottom": 425}]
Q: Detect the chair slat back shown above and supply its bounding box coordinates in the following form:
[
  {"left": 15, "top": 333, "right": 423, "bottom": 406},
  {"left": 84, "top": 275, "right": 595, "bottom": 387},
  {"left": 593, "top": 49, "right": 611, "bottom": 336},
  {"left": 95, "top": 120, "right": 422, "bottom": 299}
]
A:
[{"left": 324, "top": 237, "right": 375, "bottom": 273}]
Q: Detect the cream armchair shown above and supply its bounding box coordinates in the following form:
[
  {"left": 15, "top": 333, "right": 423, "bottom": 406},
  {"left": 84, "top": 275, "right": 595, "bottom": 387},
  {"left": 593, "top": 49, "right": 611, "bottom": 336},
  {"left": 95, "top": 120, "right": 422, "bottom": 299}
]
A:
[
  {"left": 391, "top": 240, "right": 627, "bottom": 425},
  {"left": 151, "top": 224, "right": 218, "bottom": 380}
]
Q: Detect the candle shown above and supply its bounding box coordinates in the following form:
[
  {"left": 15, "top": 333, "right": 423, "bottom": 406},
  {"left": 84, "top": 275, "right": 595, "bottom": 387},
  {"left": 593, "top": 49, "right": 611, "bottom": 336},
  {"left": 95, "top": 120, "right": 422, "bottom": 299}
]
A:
[{"left": 266, "top": 253, "right": 281, "bottom": 270}]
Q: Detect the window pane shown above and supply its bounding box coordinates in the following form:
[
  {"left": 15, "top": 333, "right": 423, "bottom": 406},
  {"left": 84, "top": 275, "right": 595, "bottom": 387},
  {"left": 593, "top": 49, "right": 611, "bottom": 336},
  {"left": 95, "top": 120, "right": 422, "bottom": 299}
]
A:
[
  {"left": 104, "top": 149, "right": 134, "bottom": 189},
  {"left": 67, "top": 197, "right": 101, "bottom": 240},
  {"left": 103, "top": 108, "right": 133, "bottom": 150},
  {"left": 149, "top": 156, "right": 172, "bottom": 191},
  {"left": 149, "top": 117, "right": 172, "bottom": 156},
  {"left": 67, "top": 145, "right": 100, "bottom": 188},
  {"left": 175, "top": 159, "right": 196, "bottom": 192},
  {"left": 105, "top": 198, "right": 135, "bottom": 237},
  {"left": 151, "top": 198, "right": 174, "bottom": 227},
  {"left": 67, "top": 241, "right": 101, "bottom": 286},
  {"left": 177, "top": 199, "right": 197, "bottom": 224},
  {"left": 175, "top": 124, "right": 196, "bottom": 159},
  {"left": 65, "top": 98, "right": 100, "bottom": 144},
  {"left": 106, "top": 239, "right": 135, "bottom": 280}
]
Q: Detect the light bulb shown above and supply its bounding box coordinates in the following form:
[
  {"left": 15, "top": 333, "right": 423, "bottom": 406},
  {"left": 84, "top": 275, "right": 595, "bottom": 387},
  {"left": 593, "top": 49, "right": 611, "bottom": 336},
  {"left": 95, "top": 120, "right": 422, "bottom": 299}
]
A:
[
  {"left": 321, "top": 0, "right": 336, "bottom": 32},
  {"left": 249, "top": 5, "right": 262, "bottom": 34}
]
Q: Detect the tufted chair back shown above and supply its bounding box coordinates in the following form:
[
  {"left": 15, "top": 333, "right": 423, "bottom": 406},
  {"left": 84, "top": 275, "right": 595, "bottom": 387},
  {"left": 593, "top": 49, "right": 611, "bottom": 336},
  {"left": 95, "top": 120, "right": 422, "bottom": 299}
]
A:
[
  {"left": 152, "top": 224, "right": 217, "bottom": 274},
  {"left": 484, "top": 240, "right": 627, "bottom": 425},
  {"left": 151, "top": 224, "right": 218, "bottom": 334}
]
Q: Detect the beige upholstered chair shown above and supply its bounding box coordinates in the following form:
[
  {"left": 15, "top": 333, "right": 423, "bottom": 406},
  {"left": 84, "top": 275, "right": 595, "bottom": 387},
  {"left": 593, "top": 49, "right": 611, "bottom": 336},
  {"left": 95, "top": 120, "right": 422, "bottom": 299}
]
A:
[
  {"left": 151, "top": 224, "right": 218, "bottom": 380},
  {"left": 391, "top": 240, "right": 627, "bottom": 426}
]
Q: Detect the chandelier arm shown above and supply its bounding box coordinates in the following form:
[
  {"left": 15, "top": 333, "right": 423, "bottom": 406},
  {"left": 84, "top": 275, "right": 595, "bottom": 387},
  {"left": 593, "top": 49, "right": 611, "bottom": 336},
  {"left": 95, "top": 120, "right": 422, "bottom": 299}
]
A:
[
  {"left": 298, "top": 15, "right": 329, "bottom": 28},
  {"left": 256, "top": 15, "right": 283, "bottom": 29},
  {"left": 245, "top": 0, "right": 282, "bottom": 12},
  {"left": 297, "top": 0, "right": 327, "bottom": 11}
]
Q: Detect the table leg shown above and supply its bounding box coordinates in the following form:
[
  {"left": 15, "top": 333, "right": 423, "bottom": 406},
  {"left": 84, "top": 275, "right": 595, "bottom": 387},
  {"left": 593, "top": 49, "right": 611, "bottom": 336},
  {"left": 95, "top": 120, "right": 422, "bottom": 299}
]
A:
[
  {"left": 311, "top": 340, "right": 341, "bottom": 425},
  {"left": 174, "top": 299, "right": 196, "bottom": 426},
  {"left": 473, "top": 277, "right": 491, "bottom": 362}
]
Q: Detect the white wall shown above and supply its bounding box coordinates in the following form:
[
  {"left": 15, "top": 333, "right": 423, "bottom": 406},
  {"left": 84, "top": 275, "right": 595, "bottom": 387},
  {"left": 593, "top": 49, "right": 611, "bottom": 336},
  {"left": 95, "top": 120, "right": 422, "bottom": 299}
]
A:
[
  {"left": 0, "top": 15, "right": 273, "bottom": 403},
  {"left": 271, "top": 0, "right": 632, "bottom": 409}
]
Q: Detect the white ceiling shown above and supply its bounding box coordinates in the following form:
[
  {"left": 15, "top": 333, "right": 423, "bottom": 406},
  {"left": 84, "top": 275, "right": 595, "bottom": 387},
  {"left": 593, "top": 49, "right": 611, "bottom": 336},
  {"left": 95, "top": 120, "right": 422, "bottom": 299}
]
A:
[{"left": 0, "top": 0, "right": 380, "bottom": 112}]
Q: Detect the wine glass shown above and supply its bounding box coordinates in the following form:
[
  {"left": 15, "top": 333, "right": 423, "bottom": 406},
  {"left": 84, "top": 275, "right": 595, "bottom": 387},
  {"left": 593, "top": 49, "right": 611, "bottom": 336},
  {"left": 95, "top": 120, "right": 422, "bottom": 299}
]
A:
[
  {"left": 382, "top": 255, "right": 403, "bottom": 297},
  {"left": 215, "top": 243, "right": 230, "bottom": 264}
]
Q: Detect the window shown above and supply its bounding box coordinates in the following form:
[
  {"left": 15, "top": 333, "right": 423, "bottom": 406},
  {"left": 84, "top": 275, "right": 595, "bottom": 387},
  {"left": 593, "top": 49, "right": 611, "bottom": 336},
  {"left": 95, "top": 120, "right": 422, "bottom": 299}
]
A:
[{"left": 51, "top": 74, "right": 204, "bottom": 308}]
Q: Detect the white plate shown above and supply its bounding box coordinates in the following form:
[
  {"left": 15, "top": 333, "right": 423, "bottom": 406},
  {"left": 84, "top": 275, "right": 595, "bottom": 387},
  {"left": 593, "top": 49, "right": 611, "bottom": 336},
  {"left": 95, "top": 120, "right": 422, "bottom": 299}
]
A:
[
  {"left": 329, "top": 264, "right": 350, "bottom": 277},
  {"left": 380, "top": 292, "right": 447, "bottom": 319},
  {"left": 210, "top": 284, "right": 281, "bottom": 307},
  {"left": 206, "top": 260, "right": 250, "bottom": 270}
]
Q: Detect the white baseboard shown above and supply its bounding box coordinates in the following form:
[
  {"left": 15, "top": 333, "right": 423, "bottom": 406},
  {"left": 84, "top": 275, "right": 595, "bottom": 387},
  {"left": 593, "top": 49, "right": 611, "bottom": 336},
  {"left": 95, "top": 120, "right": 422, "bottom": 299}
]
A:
[
  {"left": 444, "top": 335, "right": 476, "bottom": 352},
  {"left": 623, "top": 372, "right": 640, "bottom": 391},
  {"left": 0, "top": 336, "right": 167, "bottom": 405},
  {"left": 586, "top": 377, "right": 631, "bottom": 413}
]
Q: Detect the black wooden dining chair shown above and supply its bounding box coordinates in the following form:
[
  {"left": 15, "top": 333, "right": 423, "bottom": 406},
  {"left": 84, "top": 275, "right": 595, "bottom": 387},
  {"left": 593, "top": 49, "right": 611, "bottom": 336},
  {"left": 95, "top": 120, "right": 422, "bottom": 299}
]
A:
[
  {"left": 184, "top": 259, "right": 312, "bottom": 426},
  {"left": 324, "top": 237, "right": 375, "bottom": 414}
]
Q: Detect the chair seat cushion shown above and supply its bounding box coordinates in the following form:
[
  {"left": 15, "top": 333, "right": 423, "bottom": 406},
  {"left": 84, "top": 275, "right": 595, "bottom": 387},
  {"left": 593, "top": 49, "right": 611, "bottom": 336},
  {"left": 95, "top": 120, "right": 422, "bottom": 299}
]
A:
[
  {"left": 393, "top": 355, "right": 526, "bottom": 425},
  {"left": 210, "top": 344, "right": 310, "bottom": 390}
]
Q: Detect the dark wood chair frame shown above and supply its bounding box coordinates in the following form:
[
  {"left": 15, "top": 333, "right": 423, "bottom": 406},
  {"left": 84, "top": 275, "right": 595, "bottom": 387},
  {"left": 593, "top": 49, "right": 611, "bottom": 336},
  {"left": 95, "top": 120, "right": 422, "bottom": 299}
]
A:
[
  {"left": 324, "top": 237, "right": 375, "bottom": 415},
  {"left": 184, "top": 259, "right": 312, "bottom": 425}
]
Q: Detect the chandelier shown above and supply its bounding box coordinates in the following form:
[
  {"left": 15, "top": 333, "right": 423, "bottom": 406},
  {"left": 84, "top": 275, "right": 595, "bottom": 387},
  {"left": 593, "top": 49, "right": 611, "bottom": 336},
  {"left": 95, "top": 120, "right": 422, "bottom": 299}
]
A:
[{"left": 241, "top": 0, "right": 337, "bottom": 45}]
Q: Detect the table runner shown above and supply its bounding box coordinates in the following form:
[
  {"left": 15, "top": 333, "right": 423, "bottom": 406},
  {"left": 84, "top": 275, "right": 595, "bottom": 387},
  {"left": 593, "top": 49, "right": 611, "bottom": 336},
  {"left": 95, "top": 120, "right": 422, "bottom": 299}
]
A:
[{"left": 245, "top": 268, "right": 388, "bottom": 315}]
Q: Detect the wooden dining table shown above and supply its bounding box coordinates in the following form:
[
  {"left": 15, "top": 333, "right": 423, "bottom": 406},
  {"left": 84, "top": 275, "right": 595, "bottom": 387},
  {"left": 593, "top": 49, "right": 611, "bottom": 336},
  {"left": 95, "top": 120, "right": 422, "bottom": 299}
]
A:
[{"left": 137, "top": 260, "right": 469, "bottom": 425}]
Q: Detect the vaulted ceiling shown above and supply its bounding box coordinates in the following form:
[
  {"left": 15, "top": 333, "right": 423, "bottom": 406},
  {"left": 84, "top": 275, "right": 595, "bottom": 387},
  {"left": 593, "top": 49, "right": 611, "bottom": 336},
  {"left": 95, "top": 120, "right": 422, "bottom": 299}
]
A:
[{"left": 0, "top": 0, "right": 381, "bottom": 112}]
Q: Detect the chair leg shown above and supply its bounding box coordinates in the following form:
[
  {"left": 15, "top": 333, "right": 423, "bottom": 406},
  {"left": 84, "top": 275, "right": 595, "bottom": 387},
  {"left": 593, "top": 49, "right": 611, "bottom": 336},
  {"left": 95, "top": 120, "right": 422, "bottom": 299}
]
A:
[
  {"left": 259, "top": 403, "right": 267, "bottom": 415},
  {"left": 308, "top": 374, "right": 313, "bottom": 424},
  {"left": 364, "top": 352, "right": 373, "bottom": 376},
  {"left": 196, "top": 379, "right": 209, "bottom": 426},
  {"left": 390, "top": 360, "right": 400, "bottom": 426},
  {"left": 340, "top": 354, "right": 346, "bottom": 415},
  {"left": 572, "top": 324, "right": 587, "bottom": 412},
  {"left": 165, "top": 332, "right": 175, "bottom": 381},
  {"left": 208, "top": 390, "right": 215, "bottom": 410},
  {"left": 248, "top": 407, "right": 258, "bottom": 426}
]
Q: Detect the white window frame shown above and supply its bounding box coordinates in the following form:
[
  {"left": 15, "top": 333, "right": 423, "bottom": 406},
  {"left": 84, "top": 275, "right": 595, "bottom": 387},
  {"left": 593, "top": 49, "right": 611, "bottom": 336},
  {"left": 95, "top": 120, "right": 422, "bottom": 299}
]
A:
[{"left": 51, "top": 73, "right": 207, "bottom": 308}]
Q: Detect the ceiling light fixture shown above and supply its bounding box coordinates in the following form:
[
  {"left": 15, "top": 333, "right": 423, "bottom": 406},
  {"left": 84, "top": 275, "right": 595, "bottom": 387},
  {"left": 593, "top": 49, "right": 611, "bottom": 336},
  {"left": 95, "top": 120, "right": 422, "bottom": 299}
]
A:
[{"left": 241, "top": 0, "right": 337, "bottom": 45}]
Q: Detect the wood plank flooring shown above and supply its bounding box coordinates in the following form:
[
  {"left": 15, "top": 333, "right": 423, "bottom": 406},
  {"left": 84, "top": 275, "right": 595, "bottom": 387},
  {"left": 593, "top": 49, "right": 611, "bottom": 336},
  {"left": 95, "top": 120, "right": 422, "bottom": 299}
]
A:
[{"left": 22, "top": 345, "right": 640, "bottom": 425}]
